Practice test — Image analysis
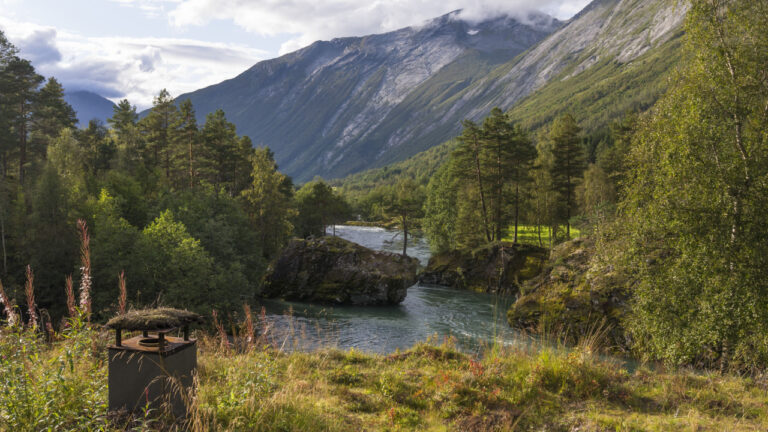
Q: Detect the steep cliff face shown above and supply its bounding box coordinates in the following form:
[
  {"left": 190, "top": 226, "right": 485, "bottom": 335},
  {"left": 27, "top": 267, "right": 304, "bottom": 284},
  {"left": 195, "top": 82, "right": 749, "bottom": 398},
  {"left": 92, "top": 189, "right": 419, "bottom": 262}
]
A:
[
  {"left": 176, "top": 11, "right": 559, "bottom": 182},
  {"left": 464, "top": 0, "right": 689, "bottom": 117},
  {"left": 179, "top": 0, "right": 687, "bottom": 182}
]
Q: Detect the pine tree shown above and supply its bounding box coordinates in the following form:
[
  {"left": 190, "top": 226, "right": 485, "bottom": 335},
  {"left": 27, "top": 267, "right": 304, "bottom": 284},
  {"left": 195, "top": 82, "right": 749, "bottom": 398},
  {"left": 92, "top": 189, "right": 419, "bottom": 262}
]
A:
[
  {"left": 29, "top": 78, "right": 77, "bottom": 168},
  {"left": 108, "top": 99, "right": 144, "bottom": 171},
  {"left": 4, "top": 57, "right": 43, "bottom": 184},
  {"left": 451, "top": 120, "right": 492, "bottom": 243},
  {"left": 549, "top": 113, "right": 585, "bottom": 240},
  {"left": 140, "top": 89, "right": 177, "bottom": 178},
  {"left": 170, "top": 99, "right": 199, "bottom": 189},
  {"left": 200, "top": 109, "right": 237, "bottom": 192},
  {"left": 241, "top": 147, "right": 295, "bottom": 259},
  {"left": 384, "top": 178, "right": 425, "bottom": 257}
]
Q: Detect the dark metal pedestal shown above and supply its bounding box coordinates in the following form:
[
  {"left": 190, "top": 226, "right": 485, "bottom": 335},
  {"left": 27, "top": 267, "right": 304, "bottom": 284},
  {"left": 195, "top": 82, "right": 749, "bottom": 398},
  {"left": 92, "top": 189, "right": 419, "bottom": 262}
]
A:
[{"left": 108, "top": 335, "right": 196, "bottom": 418}]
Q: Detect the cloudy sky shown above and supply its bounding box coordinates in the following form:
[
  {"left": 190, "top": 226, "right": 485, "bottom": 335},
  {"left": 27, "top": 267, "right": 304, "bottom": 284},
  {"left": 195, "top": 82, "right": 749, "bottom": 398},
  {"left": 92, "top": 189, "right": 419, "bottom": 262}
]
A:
[{"left": 0, "top": 0, "right": 590, "bottom": 109}]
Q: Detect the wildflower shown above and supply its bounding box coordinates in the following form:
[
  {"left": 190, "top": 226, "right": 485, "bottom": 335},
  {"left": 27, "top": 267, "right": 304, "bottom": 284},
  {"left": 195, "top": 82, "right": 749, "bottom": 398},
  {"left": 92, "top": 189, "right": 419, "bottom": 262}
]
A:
[
  {"left": 25, "top": 265, "right": 38, "bottom": 329},
  {"left": 243, "top": 303, "right": 255, "bottom": 345},
  {"left": 77, "top": 219, "right": 92, "bottom": 320}
]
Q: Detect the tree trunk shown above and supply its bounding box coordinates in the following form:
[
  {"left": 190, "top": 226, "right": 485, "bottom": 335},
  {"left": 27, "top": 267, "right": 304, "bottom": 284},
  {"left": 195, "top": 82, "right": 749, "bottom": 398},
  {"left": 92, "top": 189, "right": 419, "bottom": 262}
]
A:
[
  {"left": 402, "top": 214, "right": 408, "bottom": 257},
  {"left": 0, "top": 205, "right": 6, "bottom": 275},
  {"left": 514, "top": 183, "right": 520, "bottom": 244},
  {"left": 19, "top": 101, "right": 26, "bottom": 185},
  {"left": 189, "top": 132, "right": 194, "bottom": 189},
  {"left": 472, "top": 140, "right": 492, "bottom": 243},
  {"left": 496, "top": 138, "right": 503, "bottom": 242}
]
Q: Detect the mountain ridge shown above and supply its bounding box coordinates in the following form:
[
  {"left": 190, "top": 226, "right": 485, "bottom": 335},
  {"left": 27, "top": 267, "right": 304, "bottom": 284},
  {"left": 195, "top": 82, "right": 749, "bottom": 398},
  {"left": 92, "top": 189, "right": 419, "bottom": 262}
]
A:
[
  {"left": 175, "top": 10, "right": 561, "bottom": 182},
  {"left": 64, "top": 90, "right": 116, "bottom": 127},
  {"left": 175, "top": 0, "right": 687, "bottom": 182}
]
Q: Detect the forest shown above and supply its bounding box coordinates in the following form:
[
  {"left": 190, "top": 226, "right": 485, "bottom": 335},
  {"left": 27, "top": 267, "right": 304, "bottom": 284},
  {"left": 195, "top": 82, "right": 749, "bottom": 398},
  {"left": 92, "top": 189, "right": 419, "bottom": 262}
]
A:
[{"left": 0, "top": 31, "right": 354, "bottom": 323}]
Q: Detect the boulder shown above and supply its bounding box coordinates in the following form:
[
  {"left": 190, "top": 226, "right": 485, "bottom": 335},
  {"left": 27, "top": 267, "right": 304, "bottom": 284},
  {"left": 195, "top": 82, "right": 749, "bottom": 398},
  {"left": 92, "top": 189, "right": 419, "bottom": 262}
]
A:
[
  {"left": 261, "top": 236, "right": 419, "bottom": 305},
  {"left": 419, "top": 243, "right": 548, "bottom": 294},
  {"left": 507, "top": 238, "right": 631, "bottom": 352}
]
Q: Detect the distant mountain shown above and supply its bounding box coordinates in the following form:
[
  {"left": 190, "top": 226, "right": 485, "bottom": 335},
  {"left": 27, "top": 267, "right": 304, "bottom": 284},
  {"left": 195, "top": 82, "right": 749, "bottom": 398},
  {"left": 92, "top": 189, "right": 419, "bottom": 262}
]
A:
[
  {"left": 336, "top": 0, "right": 688, "bottom": 193},
  {"left": 178, "top": 0, "right": 687, "bottom": 183},
  {"left": 176, "top": 11, "right": 561, "bottom": 182},
  {"left": 64, "top": 90, "right": 116, "bottom": 127}
]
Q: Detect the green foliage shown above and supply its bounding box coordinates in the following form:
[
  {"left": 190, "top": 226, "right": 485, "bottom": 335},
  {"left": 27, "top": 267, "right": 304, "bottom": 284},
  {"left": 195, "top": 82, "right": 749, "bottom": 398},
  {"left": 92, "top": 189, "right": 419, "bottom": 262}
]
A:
[
  {"left": 422, "top": 163, "right": 457, "bottom": 253},
  {"left": 139, "top": 210, "right": 219, "bottom": 312},
  {"left": 26, "top": 166, "right": 78, "bottom": 316},
  {"left": 381, "top": 178, "right": 425, "bottom": 256},
  {"left": 241, "top": 147, "right": 296, "bottom": 260},
  {"left": 619, "top": 0, "right": 768, "bottom": 369},
  {"left": 294, "top": 179, "right": 350, "bottom": 238},
  {"left": 424, "top": 108, "right": 537, "bottom": 250}
]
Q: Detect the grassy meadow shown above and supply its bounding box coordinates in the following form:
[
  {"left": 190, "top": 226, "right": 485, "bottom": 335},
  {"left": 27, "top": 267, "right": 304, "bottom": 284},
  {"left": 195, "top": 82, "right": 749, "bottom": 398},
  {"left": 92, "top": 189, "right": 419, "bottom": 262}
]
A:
[
  {"left": 2, "top": 318, "right": 767, "bottom": 432},
  {"left": 502, "top": 225, "right": 582, "bottom": 247}
]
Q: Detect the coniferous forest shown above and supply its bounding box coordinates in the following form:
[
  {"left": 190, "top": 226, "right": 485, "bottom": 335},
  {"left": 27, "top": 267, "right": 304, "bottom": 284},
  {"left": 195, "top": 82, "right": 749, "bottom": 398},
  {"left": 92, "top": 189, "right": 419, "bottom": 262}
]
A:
[{"left": 2, "top": 0, "right": 768, "bottom": 430}]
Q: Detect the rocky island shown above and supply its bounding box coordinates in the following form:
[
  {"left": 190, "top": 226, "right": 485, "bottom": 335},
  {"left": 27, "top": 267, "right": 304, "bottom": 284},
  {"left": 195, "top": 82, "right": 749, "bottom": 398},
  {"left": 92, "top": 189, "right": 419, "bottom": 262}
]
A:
[{"left": 261, "top": 236, "right": 419, "bottom": 305}]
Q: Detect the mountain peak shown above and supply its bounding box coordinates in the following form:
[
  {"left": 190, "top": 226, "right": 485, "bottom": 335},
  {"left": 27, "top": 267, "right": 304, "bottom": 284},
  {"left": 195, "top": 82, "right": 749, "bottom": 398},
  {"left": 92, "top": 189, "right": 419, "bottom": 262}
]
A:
[{"left": 175, "top": 0, "right": 685, "bottom": 182}]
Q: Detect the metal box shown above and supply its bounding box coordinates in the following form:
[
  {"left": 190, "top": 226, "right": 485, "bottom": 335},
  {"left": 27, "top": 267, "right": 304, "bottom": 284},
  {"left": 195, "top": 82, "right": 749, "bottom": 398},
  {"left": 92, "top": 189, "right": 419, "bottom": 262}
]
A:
[{"left": 108, "top": 333, "right": 196, "bottom": 417}]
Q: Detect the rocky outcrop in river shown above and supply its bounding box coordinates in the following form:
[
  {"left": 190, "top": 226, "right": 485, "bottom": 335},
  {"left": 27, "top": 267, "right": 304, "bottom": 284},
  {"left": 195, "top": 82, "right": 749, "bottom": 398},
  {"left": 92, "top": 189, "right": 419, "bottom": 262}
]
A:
[
  {"left": 419, "top": 243, "right": 548, "bottom": 294},
  {"left": 261, "top": 236, "right": 419, "bottom": 305},
  {"left": 507, "top": 238, "right": 631, "bottom": 351}
]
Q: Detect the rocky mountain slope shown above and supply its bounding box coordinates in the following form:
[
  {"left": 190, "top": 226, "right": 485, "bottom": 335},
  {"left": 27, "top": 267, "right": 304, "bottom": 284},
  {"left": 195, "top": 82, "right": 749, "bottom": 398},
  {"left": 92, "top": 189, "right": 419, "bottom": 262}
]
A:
[
  {"left": 176, "top": 12, "right": 559, "bottom": 182},
  {"left": 336, "top": 0, "right": 687, "bottom": 193},
  {"left": 180, "top": 0, "right": 687, "bottom": 182}
]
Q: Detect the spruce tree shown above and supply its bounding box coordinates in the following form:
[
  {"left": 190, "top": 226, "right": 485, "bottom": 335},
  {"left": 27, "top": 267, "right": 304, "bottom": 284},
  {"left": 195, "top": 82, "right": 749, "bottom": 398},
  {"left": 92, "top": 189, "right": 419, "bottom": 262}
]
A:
[
  {"left": 549, "top": 113, "right": 585, "bottom": 240},
  {"left": 140, "top": 89, "right": 177, "bottom": 178},
  {"left": 170, "top": 99, "right": 199, "bottom": 189}
]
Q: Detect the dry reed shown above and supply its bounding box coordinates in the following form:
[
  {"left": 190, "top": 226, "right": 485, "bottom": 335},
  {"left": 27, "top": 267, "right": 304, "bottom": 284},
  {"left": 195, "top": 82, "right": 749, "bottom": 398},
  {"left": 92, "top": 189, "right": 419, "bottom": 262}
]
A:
[
  {"left": 118, "top": 270, "right": 127, "bottom": 315},
  {"left": 65, "top": 275, "right": 76, "bottom": 318},
  {"left": 25, "top": 265, "right": 37, "bottom": 329}
]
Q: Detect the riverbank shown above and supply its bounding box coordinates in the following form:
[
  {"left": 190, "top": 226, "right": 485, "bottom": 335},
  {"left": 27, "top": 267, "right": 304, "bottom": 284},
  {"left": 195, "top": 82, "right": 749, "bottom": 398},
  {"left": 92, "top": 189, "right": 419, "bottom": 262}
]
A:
[{"left": 2, "top": 325, "right": 767, "bottom": 431}]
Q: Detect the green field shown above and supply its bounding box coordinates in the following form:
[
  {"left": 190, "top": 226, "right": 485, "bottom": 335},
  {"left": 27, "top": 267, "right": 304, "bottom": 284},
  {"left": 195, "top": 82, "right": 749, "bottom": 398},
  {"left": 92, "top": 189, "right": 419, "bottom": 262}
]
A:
[{"left": 503, "top": 225, "right": 582, "bottom": 246}]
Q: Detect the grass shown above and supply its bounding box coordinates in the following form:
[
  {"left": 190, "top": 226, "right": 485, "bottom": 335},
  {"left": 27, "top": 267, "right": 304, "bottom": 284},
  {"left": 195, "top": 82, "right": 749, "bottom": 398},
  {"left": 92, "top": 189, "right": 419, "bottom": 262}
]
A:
[
  {"left": 2, "top": 322, "right": 767, "bottom": 431},
  {"left": 502, "top": 225, "right": 582, "bottom": 247}
]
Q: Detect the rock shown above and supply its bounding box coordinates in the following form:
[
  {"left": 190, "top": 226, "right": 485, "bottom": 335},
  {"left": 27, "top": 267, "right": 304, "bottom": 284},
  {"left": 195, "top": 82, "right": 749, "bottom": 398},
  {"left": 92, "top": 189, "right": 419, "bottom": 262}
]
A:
[
  {"left": 507, "top": 238, "right": 631, "bottom": 351},
  {"left": 419, "top": 243, "right": 548, "bottom": 294},
  {"left": 261, "top": 236, "right": 419, "bottom": 305}
]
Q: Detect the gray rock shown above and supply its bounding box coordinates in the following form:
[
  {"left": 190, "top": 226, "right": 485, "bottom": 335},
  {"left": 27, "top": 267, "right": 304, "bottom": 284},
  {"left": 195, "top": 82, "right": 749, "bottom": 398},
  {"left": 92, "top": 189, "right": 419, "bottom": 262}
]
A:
[{"left": 261, "top": 236, "right": 419, "bottom": 305}]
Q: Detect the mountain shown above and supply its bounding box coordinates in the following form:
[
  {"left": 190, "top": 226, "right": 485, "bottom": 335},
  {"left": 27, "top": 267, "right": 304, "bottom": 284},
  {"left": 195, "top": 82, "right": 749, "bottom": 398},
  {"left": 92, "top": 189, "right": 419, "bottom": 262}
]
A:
[
  {"left": 179, "top": 0, "right": 687, "bottom": 183},
  {"left": 336, "top": 0, "right": 688, "bottom": 195},
  {"left": 176, "top": 11, "right": 561, "bottom": 182},
  {"left": 64, "top": 90, "right": 116, "bottom": 127}
]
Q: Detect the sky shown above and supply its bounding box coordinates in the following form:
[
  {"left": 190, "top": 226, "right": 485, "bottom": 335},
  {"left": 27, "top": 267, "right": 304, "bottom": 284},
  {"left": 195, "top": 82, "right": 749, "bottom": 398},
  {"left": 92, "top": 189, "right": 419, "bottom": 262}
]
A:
[{"left": 0, "top": 0, "right": 591, "bottom": 109}]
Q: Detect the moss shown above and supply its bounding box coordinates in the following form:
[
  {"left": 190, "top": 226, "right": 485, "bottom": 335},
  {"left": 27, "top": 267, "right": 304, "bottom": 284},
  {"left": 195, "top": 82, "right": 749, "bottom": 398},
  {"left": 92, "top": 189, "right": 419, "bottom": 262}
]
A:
[
  {"left": 420, "top": 243, "right": 548, "bottom": 294},
  {"left": 508, "top": 238, "right": 632, "bottom": 350}
]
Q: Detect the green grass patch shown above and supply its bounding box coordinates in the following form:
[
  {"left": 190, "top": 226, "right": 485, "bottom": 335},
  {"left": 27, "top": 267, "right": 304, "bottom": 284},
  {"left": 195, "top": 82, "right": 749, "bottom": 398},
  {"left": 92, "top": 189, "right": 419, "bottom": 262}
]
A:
[
  {"left": 2, "top": 324, "right": 767, "bottom": 431},
  {"left": 503, "top": 225, "right": 582, "bottom": 246}
]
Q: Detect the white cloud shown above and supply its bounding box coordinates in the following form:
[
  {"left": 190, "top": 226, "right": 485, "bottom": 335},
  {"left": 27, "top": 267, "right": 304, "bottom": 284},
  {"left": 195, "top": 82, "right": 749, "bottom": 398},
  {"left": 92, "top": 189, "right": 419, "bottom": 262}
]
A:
[
  {"left": 166, "top": 0, "right": 592, "bottom": 54},
  {"left": 0, "top": 17, "right": 266, "bottom": 109}
]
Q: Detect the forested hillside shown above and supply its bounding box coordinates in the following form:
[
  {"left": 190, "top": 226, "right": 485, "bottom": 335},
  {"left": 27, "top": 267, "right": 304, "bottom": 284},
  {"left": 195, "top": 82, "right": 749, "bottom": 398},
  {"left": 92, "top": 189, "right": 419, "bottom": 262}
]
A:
[{"left": 0, "top": 33, "right": 334, "bottom": 322}]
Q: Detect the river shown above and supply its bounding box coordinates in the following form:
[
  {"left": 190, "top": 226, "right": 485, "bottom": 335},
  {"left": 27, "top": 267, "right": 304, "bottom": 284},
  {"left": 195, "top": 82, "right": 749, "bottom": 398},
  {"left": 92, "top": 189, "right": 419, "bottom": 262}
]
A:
[{"left": 259, "top": 225, "right": 527, "bottom": 355}]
